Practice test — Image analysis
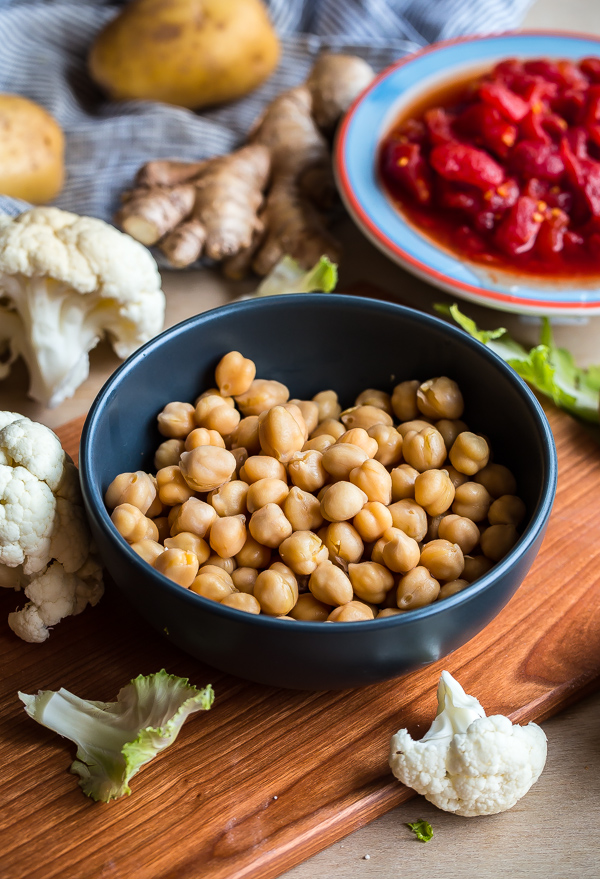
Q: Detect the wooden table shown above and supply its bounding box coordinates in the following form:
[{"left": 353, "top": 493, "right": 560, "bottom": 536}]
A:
[{"left": 2, "top": 2, "right": 600, "bottom": 874}]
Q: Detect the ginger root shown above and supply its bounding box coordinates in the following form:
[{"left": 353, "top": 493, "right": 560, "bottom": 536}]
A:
[{"left": 117, "top": 53, "right": 375, "bottom": 277}]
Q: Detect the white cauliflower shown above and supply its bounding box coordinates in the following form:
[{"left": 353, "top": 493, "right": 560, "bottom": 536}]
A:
[
  {"left": 0, "top": 412, "right": 104, "bottom": 642},
  {"left": 0, "top": 206, "right": 165, "bottom": 408},
  {"left": 389, "top": 671, "right": 547, "bottom": 817}
]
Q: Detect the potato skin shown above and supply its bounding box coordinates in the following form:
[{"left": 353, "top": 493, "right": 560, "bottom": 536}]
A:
[
  {"left": 88, "top": 0, "right": 281, "bottom": 110},
  {"left": 0, "top": 95, "right": 64, "bottom": 203}
]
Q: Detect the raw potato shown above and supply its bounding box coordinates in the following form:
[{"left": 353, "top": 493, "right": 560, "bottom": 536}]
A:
[
  {"left": 88, "top": 0, "right": 281, "bottom": 110},
  {"left": 0, "top": 95, "right": 64, "bottom": 203}
]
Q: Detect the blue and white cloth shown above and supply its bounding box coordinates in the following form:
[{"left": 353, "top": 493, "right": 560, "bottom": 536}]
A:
[{"left": 0, "top": 0, "right": 533, "bottom": 223}]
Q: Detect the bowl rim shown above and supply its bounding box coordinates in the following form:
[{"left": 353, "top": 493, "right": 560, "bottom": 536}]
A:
[
  {"left": 335, "top": 29, "right": 600, "bottom": 315},
  {"left": 80, "top": 294, "right": 558, "bottom": 633}
]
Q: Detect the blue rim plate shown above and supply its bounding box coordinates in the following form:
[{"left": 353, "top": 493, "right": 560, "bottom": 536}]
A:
[{"left": 335, "top": 31, "right": 600, "bottom": 316}]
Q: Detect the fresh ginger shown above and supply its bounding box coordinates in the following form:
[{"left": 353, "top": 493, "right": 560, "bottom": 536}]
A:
[{"left": 117, "top": 53, "right": 375, "bottom": 277}]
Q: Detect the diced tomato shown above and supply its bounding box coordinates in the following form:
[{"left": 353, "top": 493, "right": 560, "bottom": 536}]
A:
[
  {"left": 560, "top": 135, "right": 600, "bottom": 217},
  {"left": 584, "top": 85, "right": 600, "bottom": 125},
  {"left": 397, "top": 118, "right": 427, "bottom": 144},
  {"left": 493, "top": 59, "right": 525, "bottom": 81},
  {"left": 494, "top": 196, "right": 544, "bottom": 255},
  {"left": 455, "top": 104, "right": 517, "bottom": 158},
  {"left": 382, "top": 141, "right": 432, "bottom": 205},
  {"left": 424, "top": 108, "right": 455, "bottom": 144},
  {"left": 536, "top": 207, "right": 569, "bottom": 257},
  {"left": 437, "top": 180, "right": 480, "bottom": 214},
  {"left": 523, "top": 178, "right": 550, "bottom": 201},
  {"left": 483, "top": 178, "right": 520, "bottom": 212},
  {"left": 479, "top": 80, "right": 529, "bottom": 122},
  {"left": 581, "top": 57, "right": 600, "bottom": 84},
  {"left": 551, "top": 87, "right": 587, "bottom": 126},
  {"left": 519, "top": 109, "right": 552, "bottom": 143},
  {"left": 509, "top": 140, "right": 565, "bottom": 182},
  {"left": 429, "top": 142, "right": 504, "bottom": 189}
]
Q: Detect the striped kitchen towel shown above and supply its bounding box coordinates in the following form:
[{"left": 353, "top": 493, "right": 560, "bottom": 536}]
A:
[{"left": 0, "top": 0, "right": 533, "bottom": 224}]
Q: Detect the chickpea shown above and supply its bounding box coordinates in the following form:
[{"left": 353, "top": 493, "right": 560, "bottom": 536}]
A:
[
  {"left": 414, "top": 469, "right": 455, "bottom": 516},
  {"left": 417, "top": 376, "right": 464, "bottom": 420},
  {"left": 195, "top": 388, "right": 235, "bottom": 407},
  {"left": 257, "top": 406, "right": 305, "bottom": 462},
  {"left": 279, "top": 530, "right": 329, "bottom": 576},
  {"left": 396, "top": 566, "right": 440, "bottom": 610},
  {"left": 420, "top": 539, "right": 464, "bottom": 581},
  {"left": 287, "top": 449, "right": 327, "bottom": 493},
  {"left": 452, "top": 482, "right": 492, "bottom": 522},
  {"left": 445, "top": 465, "right": 469, "bottom": 489},
  {"left": 184, "top": 427, "right": 226, "bottom": 451},
  {"left": 488, "top": 495, "right": 526, "bottom": 527},
  {"left": 112, "top": 503, "right": 159, "bottom": 543},
  {"left": 130, "top": 538, "right": 164, "bottom": 566},
  {"left": 322, "top": 521, "right": 364, "bottom": 564},
  {"left": 154, "top": 438, "right": 185, "bottom": 471},
  {"left": 439, "top": 579, "right": 470, "bottom": 600},
  {"left": 170, "top": 497, "right": 217, "bottom": 538},
  {"left": 229, "top": 415, "right": 261, "bottom": 455},
  {"left": 157, "top": 401, "right": 196, "bottom": 439},
  {"left": 209, "top": 515, "right": 247, "bottom": 558},
  {"left": 105, "top": 470, "right": 156, "bottom": 514},
  {"left": 248, "top": 503, "right": 293, "bottom": 548},
  {"left": 309, "top": 560, "right": 353, "bottom": 606},
  {"left": 221, "top": 592, "right": 261, "bottom": 614},
  {"left": 312, "top": 389, "right": 341, "bottom": 422},
  {"left": 289, "top": 399, "right": 319, "bottom": 435},
  {"left": 289, "top": 592, "right": 330, "bottom": 621},
  {"left": 435, "top": 419, "right": 469, "bottom": 449},
  {"left": 348, "top": 458, "right": 392, "bottom": 505},
  {"left": 302, "top": 435, "right": 336, "bottom": 453},
  {"left": 462, "top": 554, "right": 494, "bottom": 582},
  {"left": 231, "top": 447, "right": 248, "bottom": 476},
  {"left": 168, "top": 505, "right": 181, "bottom": 529},
  {"left": 381, "top": 527, "right": 420, "bottom": 573},
  {"left": 246, "top": 477, "right": 289, "bottom": 512},
  {"left": 152, "top": 515, "right": 171, "bottom": 543},
  {"left": 310, "top": 418, "right": 346, "bottom": 440},
  {"left": 438, "top": 514, "right": 480, "bottom": 554},
  {"left": 194, "top": 394, "right": 240, "bottom": 436},
  {"left": 480, "top": 524, "right": 519, "bottom": 561},
  {"left": 340, "top": 405, "right": 393, "bottom": 431},
  {"left": 367, "top": 424, "right": 403, "bottom": 467},
  {"left": 179, "top": 446, "right": 237, "bottom": 492},
  {"left": 279, "top": 402, "right": 309, "bottom": 441},
  {"left": 387, "top": 499, "right": 427, "bottom": 542},
  {"left": 402, "top": 426, "right": 447, "bottom": 472},
  {"left": 145, "top": 476, "right": 163, "bottom": 518},
  {"left": 337, "top": 428, "right": 378, "bottom": 458},
  {"left": 396, "top": 419, "right": 433, "bottom": 438},
  {"left": 231, "top": 566, "right": 259, "bottom": 593},
  {"left": 353, "top": 501, "right": 393, "bottom": 542},
  {"left": 164, "top": 532, "right": 210, "bottom": 564},
  {"left": 208, "top": 480, "right": 248, "bottom": 517},
  {"left": 235, "top": 533, "right": 272, "bottom": 569},
  {"left": 320, "top": 481, "right": 368, "bottom": 522},
  {"left": 282, "top": 486, "right": 324, "bottom": 532},
  {"left": 154, "top": 547, "right": 199, "bottom": 588},
  {"left": 355, "top": 388, "right": 393, "bottom": 414},
  {"left": 449, "top": 432, "right": 490, "bottom": 476},
  {"left": 370, "top": 536, "right": 386, "bottom": 565},
  {"left": 377, "top": 608, "right": 405, "bottom": 618},
  {"left": 322, "top": 443, "right": 369, "bottom": 481},
  {"left": 190, "top": 568, "right": 236, "bottom": 601},
  {"left": 474, "top": 463, "right": 517, "bottom": 498},
  {"left": 205, "top": 557, "right": 237, "bottom": 576},
  {"left": 239, "top": 455, "right": 287, "bottom": 484},
  {"left": 254, "top": 562, "right": 298, "bottom": 615},
  {"left": 156, "top": 465, "right": 196, "bottom": 506},
  {"left": 215, "top": 351, "right": 256, "bottom": 396},
  {"left": 328, "top": 601, "right": 374, "bottom": 622},
  {"left": 235, "top": 379, "right": 289, "bottom": 416},
  {"left": 348, "top": 561, "right": 394, "bottom": 604},
  {"left": 391, "top": 464, "right": 419, "bottom": 501},
  {"left": 391, "top": 380, "right": 420, "bottom": 422}
]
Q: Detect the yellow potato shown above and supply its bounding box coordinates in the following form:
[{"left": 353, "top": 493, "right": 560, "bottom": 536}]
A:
[
  {"left": 0, "top": 95, "right": 64, "bottom": 203},
  {"left": 88, "top": 0, "right": 281, "bottom": 110}
]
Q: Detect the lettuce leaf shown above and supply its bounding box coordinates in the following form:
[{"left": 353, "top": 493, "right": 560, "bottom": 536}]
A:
[
  {"left": 254, "top": 255, "right": 338, "bottom": 297},
  {"left": 436, "top": 304, "right": 600, "bottom": 424},
  {"left": 19, "top": 669, "right": 214, "bottom": 802}
]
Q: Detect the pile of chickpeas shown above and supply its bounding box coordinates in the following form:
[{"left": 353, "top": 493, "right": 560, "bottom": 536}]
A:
[{"left": 104, "top": 351, "right": 526, "bottom": 623}]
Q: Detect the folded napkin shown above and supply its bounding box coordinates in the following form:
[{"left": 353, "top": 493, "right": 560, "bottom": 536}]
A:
[{"left": 0, "top": 0, "right": 533, "bottom": 224}]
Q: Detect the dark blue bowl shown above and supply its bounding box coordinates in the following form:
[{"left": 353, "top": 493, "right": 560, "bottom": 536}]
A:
[{"left": 80, "top": 295, "right": 557, "bottom": 690}]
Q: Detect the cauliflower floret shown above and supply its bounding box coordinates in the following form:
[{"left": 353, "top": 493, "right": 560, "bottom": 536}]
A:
[
  {"left": 390, "top": 671, "right": 547, "bottom": 817},
  {"left": 0, "top": 413, "right": 104, "bottom": 641}
]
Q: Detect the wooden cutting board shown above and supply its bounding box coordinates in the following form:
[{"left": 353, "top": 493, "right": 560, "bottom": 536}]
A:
[{"left": 2, "top": 386, "right": 600, "bottom": 879}]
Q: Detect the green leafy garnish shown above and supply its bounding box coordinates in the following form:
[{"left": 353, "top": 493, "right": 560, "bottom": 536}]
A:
[
  {"left": 254, "top": 255, "right": 338, "bottom": 297},
  {"left": 407, "top": 819, "right": 434, "bottom": 842},
  {"left": 436, "top": 303, "right": 600, "bottom": 424},
  {"left": 19, "top": 669, "right": 214, "bottom": 802}
]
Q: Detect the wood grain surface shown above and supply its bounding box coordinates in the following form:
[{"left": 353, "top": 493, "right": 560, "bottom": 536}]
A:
[{"left": 1, "top": 403, "right": 599, "bottom": 879}]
